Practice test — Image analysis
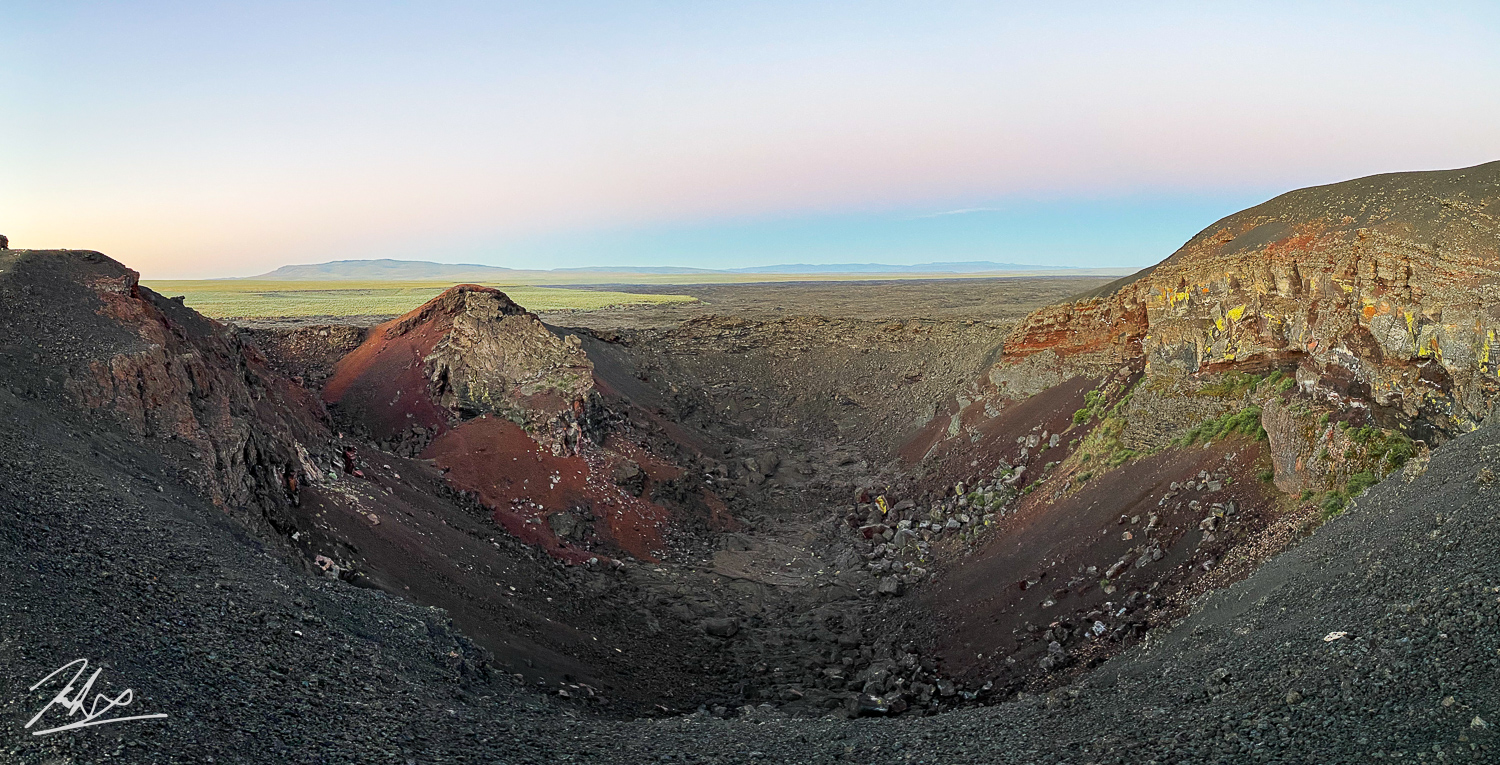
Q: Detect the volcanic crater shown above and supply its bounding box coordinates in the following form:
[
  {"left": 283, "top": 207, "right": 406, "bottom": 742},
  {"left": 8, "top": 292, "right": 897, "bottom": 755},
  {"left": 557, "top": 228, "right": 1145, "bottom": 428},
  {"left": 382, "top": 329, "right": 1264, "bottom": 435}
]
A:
[{"left": 3, "top": 162, "right": 1500, "bottom": 763}]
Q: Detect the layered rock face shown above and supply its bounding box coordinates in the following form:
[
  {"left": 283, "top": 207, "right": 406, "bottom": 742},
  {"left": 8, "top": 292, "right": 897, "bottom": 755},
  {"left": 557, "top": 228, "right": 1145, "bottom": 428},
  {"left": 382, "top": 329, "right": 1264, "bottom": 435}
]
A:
[
  {"left": 0, "top": 249, "right": 328, "bottom": 533},
  {"left": 1013, "top": 162, "right": 1500, "bottom": 434},
  {"left": 1142, "top": 164, "right": 1499, "bottom": 430},
  {"left": 917, "top": 162, "right": 1500, "bottom": 485},
  {"left": 323, "top": 285, "right": 595, "bottom": 451}
]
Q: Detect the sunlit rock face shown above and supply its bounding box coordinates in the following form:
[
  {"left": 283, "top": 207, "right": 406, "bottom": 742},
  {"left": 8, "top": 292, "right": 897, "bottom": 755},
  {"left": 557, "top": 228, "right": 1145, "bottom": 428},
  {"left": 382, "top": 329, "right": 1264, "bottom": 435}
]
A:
[
  {"left": 906, "top": 163, "right": 1498, "bottom": 497},
  {"left": 1008, "top": 161, "right": 1500, "bottom": 437},
  {"left": 419, "top": 286, "right": 594, "bottom": 429}
]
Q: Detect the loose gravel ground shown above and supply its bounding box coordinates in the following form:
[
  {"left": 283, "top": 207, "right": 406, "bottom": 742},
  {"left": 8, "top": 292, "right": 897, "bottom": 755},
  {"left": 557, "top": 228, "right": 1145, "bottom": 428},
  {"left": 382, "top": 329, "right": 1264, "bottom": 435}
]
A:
[
  {"left": 562, "top": 419, "right": 1500, "bottom": 764},
  {"left": 2, "top": 354, "right": 1495, "bottom": 762}
]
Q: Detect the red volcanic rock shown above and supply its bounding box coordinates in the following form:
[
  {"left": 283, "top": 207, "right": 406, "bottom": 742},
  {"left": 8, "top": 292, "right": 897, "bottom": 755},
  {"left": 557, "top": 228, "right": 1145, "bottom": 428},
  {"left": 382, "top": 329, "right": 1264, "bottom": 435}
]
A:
[
  {"left": 324, "top": 285, "right": 594, "bottom": 448},
  {"left": 998, "top": 295, "right": 1148, "bottom": 368},
  {"left": 321, "top": 284, "right": 708, "bottom": 564},
  {"left": 422, "top": 416, "right": 674, "bottom": 563}
]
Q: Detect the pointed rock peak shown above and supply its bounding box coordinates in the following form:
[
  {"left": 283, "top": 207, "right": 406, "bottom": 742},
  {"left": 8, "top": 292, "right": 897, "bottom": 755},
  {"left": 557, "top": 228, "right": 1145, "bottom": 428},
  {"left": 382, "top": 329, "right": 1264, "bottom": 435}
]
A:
[
  {"left": 385, "top": 283, "right": 529, "bottom": 338},
  {"left": 324, "top": 283, "right": 594, "bottom": 449}
]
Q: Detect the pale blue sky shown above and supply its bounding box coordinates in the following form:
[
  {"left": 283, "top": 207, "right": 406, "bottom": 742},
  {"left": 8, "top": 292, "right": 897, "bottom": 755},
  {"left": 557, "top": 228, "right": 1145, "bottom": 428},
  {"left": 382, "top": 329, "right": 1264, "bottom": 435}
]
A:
[{"left": 2, "top": 1, "right": 1497, "bottom": 276}]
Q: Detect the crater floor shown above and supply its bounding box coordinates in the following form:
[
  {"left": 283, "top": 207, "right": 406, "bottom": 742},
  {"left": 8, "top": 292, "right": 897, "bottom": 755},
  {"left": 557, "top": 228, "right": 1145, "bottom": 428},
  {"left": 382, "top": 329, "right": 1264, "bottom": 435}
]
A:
[{"left": 2, "top": 266, "right": 1496, "bottom": 764}]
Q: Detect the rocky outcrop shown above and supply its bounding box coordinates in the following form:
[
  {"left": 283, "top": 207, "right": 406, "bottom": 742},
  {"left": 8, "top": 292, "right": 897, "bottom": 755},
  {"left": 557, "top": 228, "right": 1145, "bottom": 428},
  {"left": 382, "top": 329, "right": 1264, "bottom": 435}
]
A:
[
  {"left": 914, "top": 162, "right": 1500, "bottom": 489},
  {"left": 422, "top": 289, "right": 593, "bottom": 426},
  {"left": 317, "top": 285, "right": 722, "bottom": 563},
  {"left": 1259, "top": 395, "right": 1422, "bottom": 496},
  {"left": 323, "top": 285, "right": 594, "bottom": 452},
  {"left": 245, "top": 323, "right": 370, "bottom": 387},
  {"left": 897, "top": 164, "right": 1500, "bottom": 658},
  {"left": 0, "top": 249, "right": 329, "bottom": 535},
  {"left": 883, "top": 165, "right": 1499, "bottom": 693},
  {"left": 1008, "top": 162, "right": 1500, "bottom": 436},
  {"left": 996, "top": 292, "right": 1148, "bottom": 373}
]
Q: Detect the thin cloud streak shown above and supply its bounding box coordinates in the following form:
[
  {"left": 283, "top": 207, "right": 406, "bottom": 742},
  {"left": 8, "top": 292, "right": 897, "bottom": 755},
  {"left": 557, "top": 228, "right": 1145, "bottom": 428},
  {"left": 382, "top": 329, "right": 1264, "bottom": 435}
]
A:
[{"left": 909, "top": 207, "right": 1011, "bottom": 219}]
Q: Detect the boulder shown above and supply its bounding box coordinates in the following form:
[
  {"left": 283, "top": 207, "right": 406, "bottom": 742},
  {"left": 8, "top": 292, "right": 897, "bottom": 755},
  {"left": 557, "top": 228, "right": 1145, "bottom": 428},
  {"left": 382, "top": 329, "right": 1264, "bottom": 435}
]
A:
[{"left": 702, "top": 618, "right": 740, "bottom": 638}]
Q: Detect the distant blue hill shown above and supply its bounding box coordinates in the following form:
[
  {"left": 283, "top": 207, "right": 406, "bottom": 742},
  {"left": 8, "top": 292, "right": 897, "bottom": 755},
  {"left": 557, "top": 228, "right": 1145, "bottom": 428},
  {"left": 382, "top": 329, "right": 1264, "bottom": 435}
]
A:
[
  {"left": 725, "top": 261, "right": 1066, "bottom": 274},
  {"left": 245, "top": 259, "right": 517, "bottom": 280},
  {"left": 549, "top": 266, "right": 721, "bottom": 274}
]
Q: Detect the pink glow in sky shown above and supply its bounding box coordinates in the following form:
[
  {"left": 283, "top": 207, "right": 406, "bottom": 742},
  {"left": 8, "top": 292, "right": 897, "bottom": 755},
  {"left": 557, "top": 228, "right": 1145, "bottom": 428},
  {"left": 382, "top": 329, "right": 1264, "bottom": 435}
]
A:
[{"left": 2, "top": 2, "right": 1497, "bottom": 276}]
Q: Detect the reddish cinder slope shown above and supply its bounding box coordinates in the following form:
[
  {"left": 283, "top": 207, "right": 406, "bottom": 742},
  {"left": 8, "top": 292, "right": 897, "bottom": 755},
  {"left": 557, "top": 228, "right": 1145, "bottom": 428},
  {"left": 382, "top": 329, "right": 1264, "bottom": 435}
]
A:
[
  {"left": 323, "top": 285, "right": 708, "bottom": 564},
  {"left": 322, "top": 285, "right": 510, "bottom": 442},
  {"left": 324, "top": 283, "right": 595, "bottom": 446},
  {"left": 422, "top": 415, "right": 674, "bottom": 563},
  {"left": 322, "top": 297, "right": 456, "bottom": 442}
]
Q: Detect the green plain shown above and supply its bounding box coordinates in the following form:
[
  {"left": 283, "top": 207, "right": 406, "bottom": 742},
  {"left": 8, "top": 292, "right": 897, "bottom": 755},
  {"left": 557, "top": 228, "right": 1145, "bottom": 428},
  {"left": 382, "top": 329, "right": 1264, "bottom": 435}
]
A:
[{"left": 142, "top": 280, "right": 699, "bottom": 319}]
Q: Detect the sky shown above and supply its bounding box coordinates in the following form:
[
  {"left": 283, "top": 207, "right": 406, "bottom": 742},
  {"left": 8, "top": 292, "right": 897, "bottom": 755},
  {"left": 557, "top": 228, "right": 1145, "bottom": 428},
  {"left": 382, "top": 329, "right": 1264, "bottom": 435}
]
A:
[{"left": 2, "top": 1, "right": 1498, "bottom": 278}]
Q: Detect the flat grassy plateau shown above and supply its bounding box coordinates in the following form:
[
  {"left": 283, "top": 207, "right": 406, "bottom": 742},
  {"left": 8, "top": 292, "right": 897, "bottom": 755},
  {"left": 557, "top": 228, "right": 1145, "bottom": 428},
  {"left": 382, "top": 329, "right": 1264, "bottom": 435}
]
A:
[{"left": 142, "top": 280, "right": 699, "bottom": 319}]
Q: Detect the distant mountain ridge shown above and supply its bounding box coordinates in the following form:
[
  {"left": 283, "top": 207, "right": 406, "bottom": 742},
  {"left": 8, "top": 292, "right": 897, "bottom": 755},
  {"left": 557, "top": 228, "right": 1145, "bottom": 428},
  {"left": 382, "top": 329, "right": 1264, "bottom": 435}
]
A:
[
  {"left": 244, "top": 259, "right": 519, "bottom": 281},
  {"left": 246, "top": 259, "right": 1125, "bottom": 280},
  {"left": 727, "top": 261, "right": 1068, "bottom": 274}
]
